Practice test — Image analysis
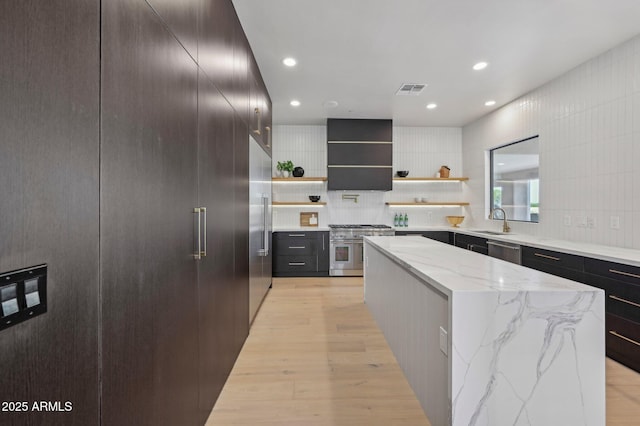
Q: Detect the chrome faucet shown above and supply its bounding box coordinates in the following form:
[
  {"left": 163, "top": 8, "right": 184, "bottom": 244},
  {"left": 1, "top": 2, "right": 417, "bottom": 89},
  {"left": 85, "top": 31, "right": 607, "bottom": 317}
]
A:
[{"left": 489, "top": 208, "right": 511, "bottom": 233}]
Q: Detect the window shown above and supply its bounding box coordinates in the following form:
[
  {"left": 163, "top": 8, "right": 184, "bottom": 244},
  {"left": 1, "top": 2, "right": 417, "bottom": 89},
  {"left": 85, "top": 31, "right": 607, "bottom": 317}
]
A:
[{"left": 490, "top": 136, "right": 539, "bottom": 223}]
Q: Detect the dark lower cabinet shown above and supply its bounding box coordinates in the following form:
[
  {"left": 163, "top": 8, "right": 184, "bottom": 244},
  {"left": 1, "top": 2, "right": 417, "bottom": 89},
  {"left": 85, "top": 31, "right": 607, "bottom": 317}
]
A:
[
  {"left": 454, "top": 233, "right": 488, "bottom": 255},
  {"left": 395, "top": 231, "right": 453, "bottom": 244},
  {"left": 273, "top": 232, "right": 329, "bottom": 277},
  {"left": 521, "top": 246, "right": 585, "bottom": 282},
  {"left": 583, "top": 258, "right": 640, "bottom": 373},
  {"left": 101, "top": 2, "right": 199, "bottom": 425}
]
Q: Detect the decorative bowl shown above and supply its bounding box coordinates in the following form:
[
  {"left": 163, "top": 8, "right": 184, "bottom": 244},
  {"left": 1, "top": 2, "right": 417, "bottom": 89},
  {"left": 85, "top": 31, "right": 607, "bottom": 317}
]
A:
[
  {"left": 446, "top": 215, "right": 465, "bottom": 228},
  {"left": 396, "top": 170, "right": 409, "bottom": 178},
  {"left": 308, "top": 195, "right": 321, "bottom": 202}
]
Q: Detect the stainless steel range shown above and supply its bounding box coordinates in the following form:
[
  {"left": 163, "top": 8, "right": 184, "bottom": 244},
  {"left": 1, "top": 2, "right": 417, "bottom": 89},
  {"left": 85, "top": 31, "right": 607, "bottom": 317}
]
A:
[{"left": 329, "top": 225, "right": 395, "bottom": 276}]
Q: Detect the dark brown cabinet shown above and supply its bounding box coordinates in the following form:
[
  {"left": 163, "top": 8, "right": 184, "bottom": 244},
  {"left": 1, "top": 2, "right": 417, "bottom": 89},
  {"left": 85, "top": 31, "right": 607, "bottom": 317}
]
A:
[
  {"left": 0, "top": 1, "right": 101, "bottom": 425},
  {"left": 3, "top": 0, "right": 268, "bottom": 424},
  {"left": 101, "top": 2, "right": 200, "bottom": 424},
  {"left": 273, "top": 232, "right": 330, "bottom": 277},
  {"left": 249, "top": 57, "right": 272, "bottom": 153}
]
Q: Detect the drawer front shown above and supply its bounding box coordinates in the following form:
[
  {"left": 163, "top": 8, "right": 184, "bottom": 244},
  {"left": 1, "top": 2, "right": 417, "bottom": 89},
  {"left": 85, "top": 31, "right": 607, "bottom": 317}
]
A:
[
  {"left": 454, "top": 234, "right": 487, "bottom": 250},
  {"left": 523, "top": 259, "right": 585, "bottom": 283},
  {"left": 273, "top": 237, "right": 316, "bottom": 256},
  {"left": 273, "top": 231, "right": 316, "bottom": 241},
  {"left": 274, "top": 255, "right": 317, "bottom": 273},
  {"left": 606, "top": 313, "right": 640, "bottom": 373},
  {"left": 584, "top": 273, "right": 640, "bottom": 323},
  {"left": 585, "top": 258, "right": 640, "bottom": 287},
  {"left": 423, "top": 231, "right": 453, "bottom": 244},
  {"left": 521, "top": 246, "right": 584, "bottom": 271}
]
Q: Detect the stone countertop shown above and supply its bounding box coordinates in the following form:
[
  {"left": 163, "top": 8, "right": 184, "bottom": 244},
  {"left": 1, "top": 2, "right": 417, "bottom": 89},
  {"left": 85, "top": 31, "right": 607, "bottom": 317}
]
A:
[
  {"left": 364, "top": 236, "right": 602, "bottom": 296},
  {"left": 393, "top": 225, "right": 640, "bottom": 267},
  {"left": 272, "top": 227, "right": 330, "bottom": 232}
]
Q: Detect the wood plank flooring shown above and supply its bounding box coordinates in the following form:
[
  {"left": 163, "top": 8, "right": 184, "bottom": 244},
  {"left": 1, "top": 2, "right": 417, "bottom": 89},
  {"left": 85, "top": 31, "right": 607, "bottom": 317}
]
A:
[{"left": 207, "top": 277, "right": 640, "bottom": 425}]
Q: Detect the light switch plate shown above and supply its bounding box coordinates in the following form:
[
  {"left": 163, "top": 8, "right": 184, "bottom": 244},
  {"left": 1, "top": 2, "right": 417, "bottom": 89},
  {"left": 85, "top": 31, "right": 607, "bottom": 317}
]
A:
[
  {"left": 439, "top": 326, "right": 448, "bottom": 356},
  {"left": 563, "top": 215, "right": 571, "bottom": 227}
]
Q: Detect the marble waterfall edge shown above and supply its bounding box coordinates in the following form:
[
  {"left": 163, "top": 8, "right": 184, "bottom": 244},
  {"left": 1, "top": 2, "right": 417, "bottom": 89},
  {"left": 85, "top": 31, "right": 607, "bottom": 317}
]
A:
[{"left": 451, "top": 291, "right": 605, "bottom": 425}]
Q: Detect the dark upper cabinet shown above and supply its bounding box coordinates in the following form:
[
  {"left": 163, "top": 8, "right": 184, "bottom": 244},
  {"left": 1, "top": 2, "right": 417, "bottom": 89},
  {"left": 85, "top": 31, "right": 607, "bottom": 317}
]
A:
[
  {"left": 327, "top": 119, "right": 393, "bottom": 191},
  {"left": 248, "top": 55, "right": 272, "bottom": 153},
  {"left": 147, "top": 0, "right": 199, "bottom": 59},
  {"left": 101, "top": 2, "right": 199, "bottom": 425},
  {"left": 198, "top": 0, "right": 236, "bottom": 99},
  {"left": 0, "top": 1, "right": 100, "bottom": 424}
]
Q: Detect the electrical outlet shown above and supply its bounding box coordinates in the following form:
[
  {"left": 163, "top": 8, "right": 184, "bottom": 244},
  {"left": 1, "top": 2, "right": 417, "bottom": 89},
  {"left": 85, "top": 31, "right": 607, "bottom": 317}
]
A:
[
  {"left": 426, "top": 211, "right": 433, "bottom": 223},
  {"left": 586, "top": 217, "right": 596, "bottom": 228},
  {"left": 610, "top": 216, "right": 620, "bottom": 229},
  {"left": 577, "top": 216, "right": 587, "bottom": 228},
  {"left": 563, "top": 215, "right": 572, "bottom": 227}
]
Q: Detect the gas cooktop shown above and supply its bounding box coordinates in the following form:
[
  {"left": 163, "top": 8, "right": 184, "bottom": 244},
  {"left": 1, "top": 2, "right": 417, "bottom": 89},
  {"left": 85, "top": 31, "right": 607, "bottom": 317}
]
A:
[{"left": 328, "top": 224, "right": 392, "bottom": 229}]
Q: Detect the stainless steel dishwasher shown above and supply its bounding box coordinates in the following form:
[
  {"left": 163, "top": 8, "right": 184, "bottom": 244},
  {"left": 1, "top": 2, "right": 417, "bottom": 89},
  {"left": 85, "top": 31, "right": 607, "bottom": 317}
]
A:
[{"left": 487, "top": 240, "right": 521, "bottom": 265}]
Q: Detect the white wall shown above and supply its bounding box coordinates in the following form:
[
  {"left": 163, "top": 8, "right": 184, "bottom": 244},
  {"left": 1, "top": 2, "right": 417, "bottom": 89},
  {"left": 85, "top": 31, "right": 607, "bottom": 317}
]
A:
[
  {"left": 463, "top": 34, "right": 640, "bottom": 249},
  {"left": 271, "top": 125, "right": 464, "bottom": 228}
]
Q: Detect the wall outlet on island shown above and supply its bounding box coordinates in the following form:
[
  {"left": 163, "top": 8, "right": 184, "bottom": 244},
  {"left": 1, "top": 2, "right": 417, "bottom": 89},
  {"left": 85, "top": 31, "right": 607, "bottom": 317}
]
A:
[{"left": 610, "top": 216, "right": 620, "bottom": 229}]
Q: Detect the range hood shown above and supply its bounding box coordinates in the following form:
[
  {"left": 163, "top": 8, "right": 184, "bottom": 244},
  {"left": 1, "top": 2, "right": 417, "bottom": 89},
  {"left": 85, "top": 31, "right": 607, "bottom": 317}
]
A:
[{"left": 327, "top": 118, "right": 393, "bottom": 191}]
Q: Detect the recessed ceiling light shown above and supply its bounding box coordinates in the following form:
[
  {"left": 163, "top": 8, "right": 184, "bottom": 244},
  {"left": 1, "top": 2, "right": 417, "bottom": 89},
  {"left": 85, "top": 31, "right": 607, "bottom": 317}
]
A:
[
  {"left": 426, "top": 103, "right": 437, "bottom": 110},
  {"left": 498, "top": 162, "right": 505, "bottom": 166},
  {"left": 485, "top": 100, "right": 496, "bottom": 106},
  {"left": 323, "top": 100, "right": 339, "bottom": 108},
  {"left": 282, "top": 57, "right": 297, "bottom": 67},
  {"left": 290, "top": 100, "right": 301, "bottom": 107},
  {"left": 473, "top": 61, "right": 488, "bottom": 71}
]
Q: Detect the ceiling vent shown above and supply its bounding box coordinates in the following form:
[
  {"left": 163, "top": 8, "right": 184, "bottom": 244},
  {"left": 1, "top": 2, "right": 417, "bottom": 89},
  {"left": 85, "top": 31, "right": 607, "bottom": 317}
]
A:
[{"left": 396, "top": 83, "right": 427, "bottom": 96}]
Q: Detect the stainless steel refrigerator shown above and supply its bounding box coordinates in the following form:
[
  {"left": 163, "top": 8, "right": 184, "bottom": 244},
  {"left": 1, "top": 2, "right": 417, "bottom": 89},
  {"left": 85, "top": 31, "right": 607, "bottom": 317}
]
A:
[{"left": 249, "top": 135, "right": 272, "bottom": 323}]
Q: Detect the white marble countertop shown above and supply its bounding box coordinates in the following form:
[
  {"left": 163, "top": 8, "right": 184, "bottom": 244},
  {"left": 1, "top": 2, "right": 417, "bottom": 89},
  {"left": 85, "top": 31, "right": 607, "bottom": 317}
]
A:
[
  {"left": 365, "top": 236, "right": 602, "bottom": 296},
  {"left": 392, "top": 225, "right": 640, "bottom": 267}
]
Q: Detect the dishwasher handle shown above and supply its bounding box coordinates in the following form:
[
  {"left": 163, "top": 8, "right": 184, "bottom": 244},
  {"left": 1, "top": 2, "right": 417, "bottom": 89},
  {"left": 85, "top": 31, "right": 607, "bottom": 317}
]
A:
[{"left": 487, "top": 241, "right": 520, "bottom": 250}]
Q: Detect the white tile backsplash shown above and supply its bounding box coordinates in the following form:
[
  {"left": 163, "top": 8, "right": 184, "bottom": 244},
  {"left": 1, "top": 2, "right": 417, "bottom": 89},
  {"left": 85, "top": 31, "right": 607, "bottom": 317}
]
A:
[
  {"left": 272, "top": 125, "right": 465, "bottom": 228},
  {"left": 463, "top": 33, "right": 640, "bottom": 249}
]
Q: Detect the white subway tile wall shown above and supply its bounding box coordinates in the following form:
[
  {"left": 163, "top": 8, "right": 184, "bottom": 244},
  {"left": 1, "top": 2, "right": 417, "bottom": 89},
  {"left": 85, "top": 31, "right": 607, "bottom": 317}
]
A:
[
  {"left": 463, "top": 33, "right": 640, "bottom": 248},
  {"left": 272, "top": 125, "right": 465, "bottom": 228}
]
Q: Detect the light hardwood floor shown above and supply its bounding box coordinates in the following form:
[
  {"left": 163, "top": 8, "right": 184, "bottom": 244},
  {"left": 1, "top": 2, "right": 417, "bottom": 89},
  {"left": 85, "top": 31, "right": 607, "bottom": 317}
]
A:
[{"left": 207, "top": 277, "right": 640, "bottom": 425}]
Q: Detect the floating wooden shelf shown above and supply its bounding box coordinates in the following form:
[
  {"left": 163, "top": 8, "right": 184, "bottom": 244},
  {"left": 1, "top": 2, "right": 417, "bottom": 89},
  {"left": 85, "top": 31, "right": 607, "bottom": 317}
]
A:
[
  {"left": 272, "top": 202, "right": 327, "bottom": 206},
  {"left": 386, "top": 202, "right": 470, "bottom": 206},
  {"left": 272, "top": 177, "right": 327, "bottom": 182},
  {"left": 393, "top": 177, "right": 469, "bottom": 181}
]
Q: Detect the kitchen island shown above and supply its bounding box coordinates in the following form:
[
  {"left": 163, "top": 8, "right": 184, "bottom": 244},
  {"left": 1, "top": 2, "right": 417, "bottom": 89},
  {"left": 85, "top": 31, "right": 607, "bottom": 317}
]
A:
[{"left": 364, "top": 236, "right": 605, "bottom": 426}]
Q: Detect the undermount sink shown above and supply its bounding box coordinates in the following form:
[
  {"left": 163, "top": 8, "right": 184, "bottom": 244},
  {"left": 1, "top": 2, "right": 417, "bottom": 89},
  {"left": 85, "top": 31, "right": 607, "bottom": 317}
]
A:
[{"left": 475, "top": 230, "right": 509, "bottom": 235}]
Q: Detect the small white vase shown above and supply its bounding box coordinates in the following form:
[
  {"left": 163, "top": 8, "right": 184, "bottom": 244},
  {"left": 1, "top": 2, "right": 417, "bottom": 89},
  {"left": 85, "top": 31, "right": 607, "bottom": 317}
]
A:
[{"left": 282, "top": 171, "right": 290, "bottom": 178}]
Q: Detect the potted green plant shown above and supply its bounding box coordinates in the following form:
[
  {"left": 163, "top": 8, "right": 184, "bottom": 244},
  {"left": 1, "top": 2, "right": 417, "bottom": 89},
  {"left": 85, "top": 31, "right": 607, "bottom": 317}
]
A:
[{"left": 277, "top": 160, "right": 294, "bottom": 177}]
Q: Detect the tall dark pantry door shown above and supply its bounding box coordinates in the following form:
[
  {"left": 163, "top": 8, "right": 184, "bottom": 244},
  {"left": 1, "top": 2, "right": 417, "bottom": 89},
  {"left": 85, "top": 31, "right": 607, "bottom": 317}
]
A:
[{"left": 100, "top": 2, "right": 199, "bottom": 425}]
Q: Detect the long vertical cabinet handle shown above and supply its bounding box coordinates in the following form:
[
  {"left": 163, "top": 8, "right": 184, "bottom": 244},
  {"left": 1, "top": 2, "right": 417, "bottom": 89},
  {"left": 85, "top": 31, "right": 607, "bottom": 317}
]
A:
[
  {"left": 201, "top": 207, "right": 207, "bottom": 257},
  {"left": 194, "top": 208, "right": 202, "bottom": 260},
  {"left": 253, "top": 108, "right": 261, "bottom": 135},
  {"left": 265, "top": 126, "right": 271, "bottom": 148},
  {"left": 262, "top": 195, "right": 269, "bottom": 256}
]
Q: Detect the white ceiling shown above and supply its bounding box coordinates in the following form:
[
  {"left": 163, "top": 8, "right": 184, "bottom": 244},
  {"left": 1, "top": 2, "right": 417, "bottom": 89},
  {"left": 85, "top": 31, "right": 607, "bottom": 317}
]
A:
[{"left": 232, "top": 0, "right": 640, "bottom": 127}]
